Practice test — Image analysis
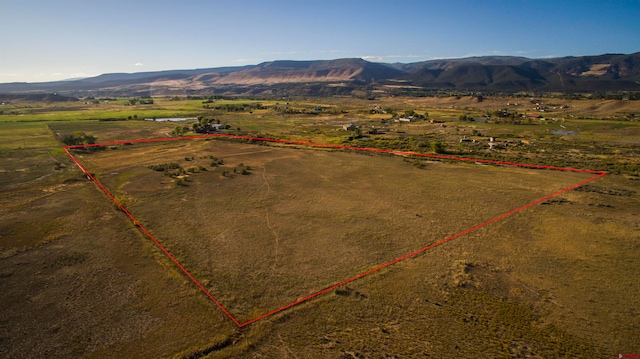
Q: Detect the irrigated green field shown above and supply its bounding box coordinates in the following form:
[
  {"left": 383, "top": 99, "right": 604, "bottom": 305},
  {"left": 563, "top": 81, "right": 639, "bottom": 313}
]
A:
[{"left": 1, "top": 96, "right": 639, "bottom": 358}]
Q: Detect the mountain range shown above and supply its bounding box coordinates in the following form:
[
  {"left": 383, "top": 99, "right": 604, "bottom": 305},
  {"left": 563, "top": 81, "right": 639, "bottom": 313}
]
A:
[{"left": 2, "top": 53, "right": 639, "bottom": 97}]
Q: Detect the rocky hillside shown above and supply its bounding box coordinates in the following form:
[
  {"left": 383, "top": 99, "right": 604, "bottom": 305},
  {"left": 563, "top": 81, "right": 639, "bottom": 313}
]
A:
[
  {"left": 1, "top": 53, "right": 639, "bottom": 96},
  {"left": 401, "top": 53, "right": 640, "bottom": 91}
]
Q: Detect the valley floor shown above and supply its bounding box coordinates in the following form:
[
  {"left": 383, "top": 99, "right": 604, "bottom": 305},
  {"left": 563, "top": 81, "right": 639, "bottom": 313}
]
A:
[{"left": 1, "top": 96, "right": 639, "bottom": 358}]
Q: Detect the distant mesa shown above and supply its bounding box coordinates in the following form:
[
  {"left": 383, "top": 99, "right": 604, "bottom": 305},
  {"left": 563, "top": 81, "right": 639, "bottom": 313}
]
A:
[{"left": 1, "top": 53, "right": 639, "bottom": 96}]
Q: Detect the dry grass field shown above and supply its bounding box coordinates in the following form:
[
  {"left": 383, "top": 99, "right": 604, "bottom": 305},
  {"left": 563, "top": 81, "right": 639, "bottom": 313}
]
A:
[
  {"left": 77, "top": 139, "right": 595, "bottom": 324},
  {"left": 0, "top": 156, "right": 238, "bottom": 358},
  {"left": 1, "top": 96, "right": 639, "bottom": 358}
]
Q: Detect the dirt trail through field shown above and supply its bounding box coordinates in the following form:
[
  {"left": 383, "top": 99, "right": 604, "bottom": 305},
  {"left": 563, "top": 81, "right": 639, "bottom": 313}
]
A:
[
  {"left": 261, "top": 164, "right": 281, "bottom": 278},
  {"left": 218, "top": 148, "right": 275, "bottom": 157}
]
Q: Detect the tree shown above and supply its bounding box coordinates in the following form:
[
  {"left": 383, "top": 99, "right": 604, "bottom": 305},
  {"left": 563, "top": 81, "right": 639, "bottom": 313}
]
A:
[
  {"left": 170, "top": 126, "right": 189, "bottom": 137},
  {"left": 431, "top": 141, "right": 447, "bottom": 154},
  {"left": 353, "top": 128, "right": 362, "bottom": 139},
  {"left": 404, "top": 109, "right": 417, "bottom": 117},
  {"left": 60, "top": 131, "right": 96, "bottom": 146}
]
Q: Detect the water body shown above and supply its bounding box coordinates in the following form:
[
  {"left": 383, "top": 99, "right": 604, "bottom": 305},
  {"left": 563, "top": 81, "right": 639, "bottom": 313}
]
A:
[
  {"left": 144, "top": 117, "right": 195, "bottom": 122},
  {"left": 551, "top": 130, "right": 580, "bottom": 136}
]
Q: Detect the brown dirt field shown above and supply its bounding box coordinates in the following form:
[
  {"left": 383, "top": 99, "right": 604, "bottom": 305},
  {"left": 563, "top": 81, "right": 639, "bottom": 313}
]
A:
[{"left": 77, "top": 139, "right": 596, "bottom": 324}]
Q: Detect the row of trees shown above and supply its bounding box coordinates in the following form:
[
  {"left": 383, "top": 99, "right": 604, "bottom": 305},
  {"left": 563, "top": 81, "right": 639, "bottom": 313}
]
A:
[
  {"left": 204, "top": 103, "right": 265, "bottom": 112},
  {"left": 127, "top": 97, "right": 154, "bottom": 105}
]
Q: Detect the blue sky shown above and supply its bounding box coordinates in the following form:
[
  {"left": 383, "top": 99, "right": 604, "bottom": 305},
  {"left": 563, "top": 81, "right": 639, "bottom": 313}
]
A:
[{"left": 1, "top": 0, "right": 639, "bottom": 83}]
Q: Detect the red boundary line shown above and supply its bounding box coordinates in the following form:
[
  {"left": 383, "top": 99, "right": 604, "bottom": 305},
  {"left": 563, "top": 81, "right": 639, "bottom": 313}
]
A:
[{"left": 63, "top": 134, "right": 607, "bottom": 328}]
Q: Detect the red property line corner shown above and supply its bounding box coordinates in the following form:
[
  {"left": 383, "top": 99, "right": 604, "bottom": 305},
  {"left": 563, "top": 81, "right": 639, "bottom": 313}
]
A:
[{"left": 63, "top": 134, "right": 608, "bottom": 328}]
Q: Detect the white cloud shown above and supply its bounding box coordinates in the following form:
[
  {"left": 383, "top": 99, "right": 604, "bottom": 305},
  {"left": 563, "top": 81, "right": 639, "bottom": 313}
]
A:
[
  {"left": 361, "top": 54, "right": 435, "bottom": 63},
  {"left": 361, "top": 55, "right": 384, "bottom": 62},
  {"left": 134, "top": 62, "right": 144, "bottom": 67},
  {"left": 385, "top": 54, "right": 421, "bottom": 59}
]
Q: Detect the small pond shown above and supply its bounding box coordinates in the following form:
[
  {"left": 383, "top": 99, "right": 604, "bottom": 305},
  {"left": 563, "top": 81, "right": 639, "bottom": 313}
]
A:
[
  {"left": 551, "top": 130, "right": 580, "bottom": 136},
  {"left": 145, "top": 117, "right": 195, "bottom": 122}
]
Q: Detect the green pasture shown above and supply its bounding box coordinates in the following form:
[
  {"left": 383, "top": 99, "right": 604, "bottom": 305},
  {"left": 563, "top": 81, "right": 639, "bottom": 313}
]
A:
[
  {"left": 0, "top": 98, "right": 270, "bottom": 122},
  {"left": 0, "top": 121, "right": 59, "bottom": 150}
]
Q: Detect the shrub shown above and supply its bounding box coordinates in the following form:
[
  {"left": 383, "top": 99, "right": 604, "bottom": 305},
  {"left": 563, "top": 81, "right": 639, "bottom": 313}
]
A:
[
  {"left": 431, "top": 141, "right": 448, "bottom": 154},
  {"left": 148, "top": 162, "right": 181, "bottom": 172},
  {"left": 210, "top": 158, "right": 224, "bottom": 167}
]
